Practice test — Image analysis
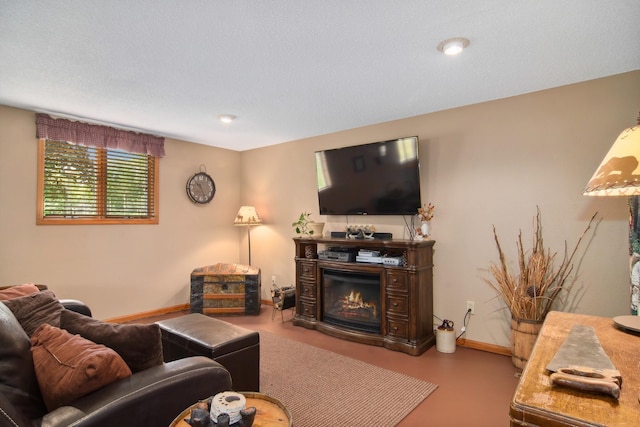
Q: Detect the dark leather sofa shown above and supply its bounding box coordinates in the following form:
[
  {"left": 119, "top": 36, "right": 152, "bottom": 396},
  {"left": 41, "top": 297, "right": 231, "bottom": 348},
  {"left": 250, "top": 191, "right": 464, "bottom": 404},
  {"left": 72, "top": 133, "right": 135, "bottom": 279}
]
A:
[{"left": 0, "top": 297, "right": 232, "bottom": 427}]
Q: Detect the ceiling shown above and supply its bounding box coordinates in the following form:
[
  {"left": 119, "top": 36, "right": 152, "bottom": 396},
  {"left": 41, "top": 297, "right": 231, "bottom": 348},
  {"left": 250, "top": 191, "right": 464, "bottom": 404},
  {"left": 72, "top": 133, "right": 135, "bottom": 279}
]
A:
[{"left": 1, "top": 1, "right": 639, "bottom": 152}]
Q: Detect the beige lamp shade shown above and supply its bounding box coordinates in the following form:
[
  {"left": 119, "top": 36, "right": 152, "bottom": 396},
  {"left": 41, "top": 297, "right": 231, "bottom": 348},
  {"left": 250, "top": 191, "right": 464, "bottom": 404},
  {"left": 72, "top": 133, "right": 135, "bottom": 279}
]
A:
[
  {"left": 234, "top": 206, "right": 262, "bottom": 225},
  {"left": 234, "top": 205, "right": 261, "bottom": 265},
  {"left": 583, "top": 125, "right": 640, "bottom": 196}
]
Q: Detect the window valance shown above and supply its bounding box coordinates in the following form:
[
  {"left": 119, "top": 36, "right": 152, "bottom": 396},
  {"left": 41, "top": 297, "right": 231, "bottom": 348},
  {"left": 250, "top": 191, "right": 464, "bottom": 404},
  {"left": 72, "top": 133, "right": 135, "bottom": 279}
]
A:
[{"left": 36, "top": 114, "right": 165, "bottom": 158}]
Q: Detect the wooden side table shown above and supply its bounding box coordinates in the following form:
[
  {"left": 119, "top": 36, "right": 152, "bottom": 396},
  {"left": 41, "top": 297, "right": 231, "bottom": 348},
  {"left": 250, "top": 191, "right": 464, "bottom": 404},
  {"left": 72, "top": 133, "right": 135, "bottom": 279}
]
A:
[
  {"left": 170, "top": 392, "right": 291, "bottom": 427},
  {"left": 509, "top": 311, "right": 640, "bottom": 426}
]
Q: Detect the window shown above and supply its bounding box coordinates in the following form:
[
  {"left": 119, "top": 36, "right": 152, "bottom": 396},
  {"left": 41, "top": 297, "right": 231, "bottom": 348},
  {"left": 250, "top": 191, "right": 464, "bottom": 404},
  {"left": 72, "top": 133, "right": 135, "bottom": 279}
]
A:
[{"left": 37, "top": 139, "right": 159, "bottom": 224}]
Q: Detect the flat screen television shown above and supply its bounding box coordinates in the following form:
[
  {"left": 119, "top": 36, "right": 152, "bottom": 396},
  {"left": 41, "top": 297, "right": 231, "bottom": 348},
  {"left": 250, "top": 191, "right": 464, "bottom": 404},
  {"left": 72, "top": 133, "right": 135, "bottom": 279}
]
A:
[{"left": 315, "top": 136, "right": 422, "bottom": 216}]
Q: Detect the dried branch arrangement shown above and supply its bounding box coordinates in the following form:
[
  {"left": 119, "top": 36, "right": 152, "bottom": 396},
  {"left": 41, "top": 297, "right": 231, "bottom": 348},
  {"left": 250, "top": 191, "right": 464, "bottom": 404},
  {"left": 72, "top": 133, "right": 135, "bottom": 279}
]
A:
[{"left": 484, "top": 207, "right": 598, "bottom": 321}]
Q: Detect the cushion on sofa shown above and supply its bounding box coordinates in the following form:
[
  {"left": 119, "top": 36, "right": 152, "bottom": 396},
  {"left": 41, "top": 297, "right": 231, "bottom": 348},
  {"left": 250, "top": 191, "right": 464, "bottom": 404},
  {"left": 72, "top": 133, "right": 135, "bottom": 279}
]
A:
[
  {"left": 0, "top": 301, "right": 48, "bottom": 421},
  {"left": 2, "top": 290, "right": 63, "bottom": 337},
  {"left": 31, "top": 324, "right": 132, "bottom": 411},
  {"left": 60, "top": 308, "right": 164, "bottom": 373},
  {"left": 0, "top": 283, "right": 40, "bottom": 301}
]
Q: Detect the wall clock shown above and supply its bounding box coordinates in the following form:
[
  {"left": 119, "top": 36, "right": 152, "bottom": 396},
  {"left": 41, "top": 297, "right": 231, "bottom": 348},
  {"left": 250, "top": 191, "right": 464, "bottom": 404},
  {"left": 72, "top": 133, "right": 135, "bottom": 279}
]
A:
[{"left": 186, "top": 170, "right": 216, "bottom": 204}]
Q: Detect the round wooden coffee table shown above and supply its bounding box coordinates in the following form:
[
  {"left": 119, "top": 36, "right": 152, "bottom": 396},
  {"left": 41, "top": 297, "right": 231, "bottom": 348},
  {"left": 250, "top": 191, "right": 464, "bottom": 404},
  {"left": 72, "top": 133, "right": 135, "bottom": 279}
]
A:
[{"left": 170, "top": 392, "right": 292, "bottom": 427}]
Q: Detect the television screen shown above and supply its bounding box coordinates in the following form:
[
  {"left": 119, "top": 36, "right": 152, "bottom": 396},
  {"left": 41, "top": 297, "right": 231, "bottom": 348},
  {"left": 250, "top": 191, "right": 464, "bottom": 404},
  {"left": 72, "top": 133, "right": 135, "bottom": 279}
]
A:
[{"left": 315, "top": 136, "right": 422, "bottom": 216}]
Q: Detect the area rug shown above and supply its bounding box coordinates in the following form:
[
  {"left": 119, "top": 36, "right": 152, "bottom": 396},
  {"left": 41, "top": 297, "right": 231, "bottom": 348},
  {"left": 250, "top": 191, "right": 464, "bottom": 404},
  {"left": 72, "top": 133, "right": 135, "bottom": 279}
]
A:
[{"left": 259, "top": 331, "right": 438, "bottom": 426}]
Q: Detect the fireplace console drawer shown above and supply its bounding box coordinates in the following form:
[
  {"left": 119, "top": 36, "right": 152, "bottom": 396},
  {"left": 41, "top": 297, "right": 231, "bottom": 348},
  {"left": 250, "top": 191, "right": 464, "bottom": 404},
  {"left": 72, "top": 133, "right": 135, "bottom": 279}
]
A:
[
  {"left": 298, "top": 261, "right": 316, "bottom": 280},
  {"left": 299, "top": 281, "right": 316, "bottom": 300},
  {"left": 386, "top": 318, "right": 409, "bottom": 339},
  {"left": 299, "top": 300, "right": 316, "bottom": 318},
  {"left": 386, "top": 271, "right": 408, "bottom": 291},
  {"left": 386, "top": 294, "right": 408, "bottom": 315}
]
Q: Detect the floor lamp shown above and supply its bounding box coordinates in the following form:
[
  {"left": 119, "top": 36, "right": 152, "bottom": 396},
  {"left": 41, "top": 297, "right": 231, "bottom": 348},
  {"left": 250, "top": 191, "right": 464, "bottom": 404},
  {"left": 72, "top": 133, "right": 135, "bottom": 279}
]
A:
[
  {"left": 583, "top": 117, "right": 640, "bottom": 326},
  {"left": 234, "top": 205, "right": 262, "bottom": 266}
]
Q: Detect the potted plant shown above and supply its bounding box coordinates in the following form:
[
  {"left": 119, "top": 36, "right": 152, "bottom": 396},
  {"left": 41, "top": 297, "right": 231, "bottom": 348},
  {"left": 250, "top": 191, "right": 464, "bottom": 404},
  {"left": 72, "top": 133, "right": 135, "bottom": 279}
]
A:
[
  {"left": 483, "top": 207, "right": 597, "bottom": 369},
  {"left": 292, "top": 212, "right": 324, "bottom": 238}
]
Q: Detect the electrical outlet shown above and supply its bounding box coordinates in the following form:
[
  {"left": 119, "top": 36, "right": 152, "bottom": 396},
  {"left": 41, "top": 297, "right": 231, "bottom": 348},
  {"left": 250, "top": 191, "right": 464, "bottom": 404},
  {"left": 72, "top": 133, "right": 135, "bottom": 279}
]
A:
[
  {"left": 466, "top": 300, "right": 475, "bottom": 315},
  {"left": 271, "top": 275, "right": 276, "bottom": 285}
]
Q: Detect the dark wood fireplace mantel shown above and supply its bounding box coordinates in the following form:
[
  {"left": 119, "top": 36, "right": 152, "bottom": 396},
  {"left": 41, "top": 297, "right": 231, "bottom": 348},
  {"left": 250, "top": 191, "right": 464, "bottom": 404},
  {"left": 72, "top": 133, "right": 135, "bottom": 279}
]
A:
[{"left": 292, "top": 237, "right": 435, "bottom": 356}]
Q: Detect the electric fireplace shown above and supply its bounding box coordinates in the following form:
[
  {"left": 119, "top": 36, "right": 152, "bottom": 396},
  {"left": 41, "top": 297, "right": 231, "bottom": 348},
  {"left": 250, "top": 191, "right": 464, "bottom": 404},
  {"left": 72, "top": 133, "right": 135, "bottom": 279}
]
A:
[
  {"left": 293, "top": 237, "right": 435, "bottom": 356},
  {"left": 322, "top": 269, "right": 381, "bottom": 333}
]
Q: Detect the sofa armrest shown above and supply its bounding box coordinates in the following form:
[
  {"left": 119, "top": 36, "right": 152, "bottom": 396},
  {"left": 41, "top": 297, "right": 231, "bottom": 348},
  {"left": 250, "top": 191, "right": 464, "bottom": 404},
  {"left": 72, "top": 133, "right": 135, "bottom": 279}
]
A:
[
  {"left": 59, "top": 300, "right": 92, "bottom": 317},
  {"left": 40, "top": 356, "right": 231, "bottom": 427},
  {"left": 0, "top": 391, "right": 35, "bottom": 427}
]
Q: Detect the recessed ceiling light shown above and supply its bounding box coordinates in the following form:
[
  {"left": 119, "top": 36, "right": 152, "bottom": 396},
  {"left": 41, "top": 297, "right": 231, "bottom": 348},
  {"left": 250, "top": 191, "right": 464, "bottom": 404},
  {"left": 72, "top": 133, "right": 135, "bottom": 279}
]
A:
[
  {"left": 218, "top": 114, "right": 237, "bottom": 124},
  {"left": 437, "top": 38, "right": 470, "bottom": 56}
]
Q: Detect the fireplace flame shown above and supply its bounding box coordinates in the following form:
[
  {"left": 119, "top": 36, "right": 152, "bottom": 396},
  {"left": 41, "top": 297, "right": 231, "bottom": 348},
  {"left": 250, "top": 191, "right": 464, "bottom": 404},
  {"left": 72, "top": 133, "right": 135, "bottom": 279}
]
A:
[
  {"left": 337, "top": 289, "right": 377, "bottom": 318},
  {"left": 348, "top": 290, "right": 362, "bottom": 305}
]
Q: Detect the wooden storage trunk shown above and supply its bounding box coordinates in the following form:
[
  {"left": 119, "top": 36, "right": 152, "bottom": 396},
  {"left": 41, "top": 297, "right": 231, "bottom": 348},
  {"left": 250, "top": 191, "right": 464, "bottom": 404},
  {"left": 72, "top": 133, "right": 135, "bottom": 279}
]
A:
[{"left": 190, "top": 263, "right": 261, "bottom": 315}]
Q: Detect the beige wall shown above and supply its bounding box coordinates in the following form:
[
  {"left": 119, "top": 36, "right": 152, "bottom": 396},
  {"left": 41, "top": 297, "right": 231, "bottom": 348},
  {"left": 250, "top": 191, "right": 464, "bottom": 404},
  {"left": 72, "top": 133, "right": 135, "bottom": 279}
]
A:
[
  {"left": 242, "top": 71, "right": 640, "bottom": 347},
  {"left": 0, "top": 106, "right": 242, "bottom": 319},
  {"left": 1, "top": 71, "right": 639, "bottom": 347}
]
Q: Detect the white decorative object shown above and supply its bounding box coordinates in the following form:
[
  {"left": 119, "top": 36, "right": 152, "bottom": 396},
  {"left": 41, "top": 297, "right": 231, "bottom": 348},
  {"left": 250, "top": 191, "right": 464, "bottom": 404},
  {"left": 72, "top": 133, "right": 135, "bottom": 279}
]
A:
[
  {"left": 308, "top": 222, "right": 325, "bottom": 238},
  {"left": 414, "top": 221, "right": 431, "bottom": 241},
  {"left": 346, "top": 224, "right": 376, "bottom": 239},
  {"left": 210, "top": 391, "right": 246, "bottom": 424},
  {"left": 421, "top": 221, "right": 430, "bottom": 238},
  {"left": 412, "top": 203, "right": 435, "bottom": 241},
  {"left": 436, "top": 327, "right": 456, "bottom": 353}
]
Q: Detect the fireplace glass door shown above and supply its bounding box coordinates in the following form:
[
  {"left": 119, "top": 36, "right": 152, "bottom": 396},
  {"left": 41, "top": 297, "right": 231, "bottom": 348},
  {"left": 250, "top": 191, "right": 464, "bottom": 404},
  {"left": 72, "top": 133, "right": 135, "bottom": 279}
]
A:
[{"left": 322, "top": 269, "right": 381, "bottom": 333}]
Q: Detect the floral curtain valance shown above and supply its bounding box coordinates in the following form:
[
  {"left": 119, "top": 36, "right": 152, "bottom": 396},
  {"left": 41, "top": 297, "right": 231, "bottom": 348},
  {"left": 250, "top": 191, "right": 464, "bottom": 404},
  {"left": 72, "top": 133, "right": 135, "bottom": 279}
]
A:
[{"left": 36, "top": 114, "right": 165, "bottom": 158}]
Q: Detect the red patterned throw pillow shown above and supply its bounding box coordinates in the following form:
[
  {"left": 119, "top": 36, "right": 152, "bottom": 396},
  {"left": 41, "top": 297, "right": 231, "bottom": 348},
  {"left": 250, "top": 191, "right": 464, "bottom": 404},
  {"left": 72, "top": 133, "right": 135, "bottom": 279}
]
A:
[
  {"left": 30, "top": 324, "right": 132, "bottom": 411},
  {"left": 0, "top": 283, "right": 40, "bottom": 301}
]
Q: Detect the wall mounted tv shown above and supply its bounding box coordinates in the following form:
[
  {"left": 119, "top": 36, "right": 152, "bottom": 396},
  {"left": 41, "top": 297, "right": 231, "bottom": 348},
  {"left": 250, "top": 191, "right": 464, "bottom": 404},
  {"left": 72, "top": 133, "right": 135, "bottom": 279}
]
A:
[{"left": 315, "top": 136, "right": 422, "bottom": 216}]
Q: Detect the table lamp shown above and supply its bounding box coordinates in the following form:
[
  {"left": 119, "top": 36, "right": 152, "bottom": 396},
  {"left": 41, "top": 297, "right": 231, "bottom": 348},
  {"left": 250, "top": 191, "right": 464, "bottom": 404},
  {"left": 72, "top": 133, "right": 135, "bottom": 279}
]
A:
[
  {"left": 234, "top": 205, "right": 262, "bottom": 265},
  {"left": 583, "top": 116, "right": 640, "bottom": 328}
]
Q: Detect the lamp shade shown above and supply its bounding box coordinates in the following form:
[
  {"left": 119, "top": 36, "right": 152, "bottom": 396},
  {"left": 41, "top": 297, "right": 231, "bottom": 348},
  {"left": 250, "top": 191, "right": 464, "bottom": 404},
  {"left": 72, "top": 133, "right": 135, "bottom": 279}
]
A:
[
  {"left": 583, "top": 125, "right": 640, "bottom": 196},
  {"left": 234, "top": 206, "right": 262, "bottom": 225}
]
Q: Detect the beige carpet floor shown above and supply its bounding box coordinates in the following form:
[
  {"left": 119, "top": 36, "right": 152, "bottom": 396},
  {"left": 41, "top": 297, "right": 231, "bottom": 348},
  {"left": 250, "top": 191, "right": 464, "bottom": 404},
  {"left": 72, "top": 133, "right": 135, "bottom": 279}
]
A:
[{"left": 259, "top": 330, "right": 438, "bottom": 426}]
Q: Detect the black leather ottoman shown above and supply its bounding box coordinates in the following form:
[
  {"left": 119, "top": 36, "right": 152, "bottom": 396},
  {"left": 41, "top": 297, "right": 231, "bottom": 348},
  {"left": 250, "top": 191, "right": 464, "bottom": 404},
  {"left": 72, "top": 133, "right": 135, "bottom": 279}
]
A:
[{"left": 156, "top": 314, "right": 260, "bottom": 392}]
